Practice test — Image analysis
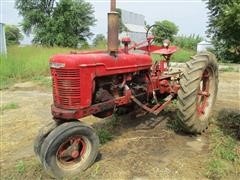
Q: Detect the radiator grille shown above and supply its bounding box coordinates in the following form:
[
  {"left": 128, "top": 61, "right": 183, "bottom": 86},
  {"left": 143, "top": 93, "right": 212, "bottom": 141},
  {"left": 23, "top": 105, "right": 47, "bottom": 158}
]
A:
[{"left": 52, "top": 68, "right": 81, "bottom": 109}]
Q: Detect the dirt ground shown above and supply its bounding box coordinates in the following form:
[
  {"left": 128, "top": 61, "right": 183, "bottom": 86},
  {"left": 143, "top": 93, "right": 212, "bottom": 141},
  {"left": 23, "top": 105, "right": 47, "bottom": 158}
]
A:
[{"left": 0, "top": 72, "right": 239, "bottom": 179}]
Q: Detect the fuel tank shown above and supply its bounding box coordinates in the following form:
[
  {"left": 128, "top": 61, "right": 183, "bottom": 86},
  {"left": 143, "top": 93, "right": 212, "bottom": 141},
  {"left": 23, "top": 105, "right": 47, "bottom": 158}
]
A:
[{"left": 50, "top": 52, "right": 152, "bottom": 109}]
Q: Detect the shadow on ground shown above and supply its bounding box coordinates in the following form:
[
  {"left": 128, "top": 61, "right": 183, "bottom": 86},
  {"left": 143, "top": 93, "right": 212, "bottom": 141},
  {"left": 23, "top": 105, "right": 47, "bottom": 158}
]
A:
[{"left": 216, "top": 109, "right": 240, "bottom": 140}]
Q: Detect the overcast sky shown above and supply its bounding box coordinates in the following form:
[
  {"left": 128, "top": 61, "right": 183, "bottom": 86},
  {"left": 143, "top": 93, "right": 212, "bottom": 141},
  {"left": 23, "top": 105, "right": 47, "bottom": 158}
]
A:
[{"left": 0, "top": 0, "right": 209, "bottom": 44}]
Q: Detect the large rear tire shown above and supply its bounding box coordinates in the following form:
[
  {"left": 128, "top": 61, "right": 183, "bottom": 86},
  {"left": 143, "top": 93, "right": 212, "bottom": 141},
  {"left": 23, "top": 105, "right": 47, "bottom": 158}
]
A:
[
  {"left": 177, "top": 52, "right": 218, "bottom": 134},
  {"left": 40, "top": 121, "right": 99, "bottom": 178}
]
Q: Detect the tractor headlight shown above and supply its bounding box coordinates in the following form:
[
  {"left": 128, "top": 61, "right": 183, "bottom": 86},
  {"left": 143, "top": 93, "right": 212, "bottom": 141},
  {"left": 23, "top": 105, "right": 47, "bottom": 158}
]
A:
[
  {"left": 49, "top": 62, "right": 65, "bottom": 68},
  {"left": 163, "top": 42, "right": 168, "bottom": 47},
  {"left": 163, "top": 39, "right": 171, "bottom": 47}
]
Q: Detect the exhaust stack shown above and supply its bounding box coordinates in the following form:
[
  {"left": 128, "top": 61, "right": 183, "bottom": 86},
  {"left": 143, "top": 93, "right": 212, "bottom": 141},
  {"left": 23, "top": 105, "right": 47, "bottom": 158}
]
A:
[{"left": 108, "top": 0, "right": 119, "bottom": 55}]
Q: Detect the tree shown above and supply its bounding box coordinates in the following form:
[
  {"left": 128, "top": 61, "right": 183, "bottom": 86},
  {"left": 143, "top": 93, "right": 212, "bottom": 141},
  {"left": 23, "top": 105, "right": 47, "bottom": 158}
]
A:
[
  {"left": 92, "top": 34, "right": 106, "bottom": 47},
  {"left": 16, "top": 0, "right": 96, "bottom": 48},
  {"left": 207, "top": 0, "right": 240, "bottom": 63},
  {"left": 151, "top": 20, "right": 179, "bottom": 43},
  {"left": 5, "top": 25, "right": 23, "bottom": 45}
]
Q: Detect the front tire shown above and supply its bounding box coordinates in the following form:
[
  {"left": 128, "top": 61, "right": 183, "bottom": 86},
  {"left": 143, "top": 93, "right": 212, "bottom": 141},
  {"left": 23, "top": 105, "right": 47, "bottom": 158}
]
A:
[
  {"left": 177, "top": 52, "right": 218, "bottom": 134},
  {"left": 34, "top": 121, "right": 58, "bottom": 162},
  {"left": 40, "top": 121, "right": 99, "bottom": 178}
]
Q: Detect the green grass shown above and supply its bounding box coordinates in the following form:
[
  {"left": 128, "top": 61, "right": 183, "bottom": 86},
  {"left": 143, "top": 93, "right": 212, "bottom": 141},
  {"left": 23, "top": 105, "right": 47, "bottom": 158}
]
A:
[
  {"left": 206, "top": 159, "right": 226, "bottom": 179},
  {"left": 152, "top": 48, "right": 196, "bottom": 63},
  {"left": 1, "top": 102, "right": 19, "bottom": 111},
  {"left": 32, "top": 76, "right": 52, "bottom": 88},
  {"left": 0, "top": 45, "right": 74, "bottom": 89},
  {"left": 16, "top": 160, "right": 26, "bottom": 174},
  {"left": 206, "top": 110, "right": 240, "bottom": 179},
  {"left": 171, "top": 48, "right": 195, "bottom": 62},
  {"left": 221, "top": 66, "right": 236, "bottom": 72}
]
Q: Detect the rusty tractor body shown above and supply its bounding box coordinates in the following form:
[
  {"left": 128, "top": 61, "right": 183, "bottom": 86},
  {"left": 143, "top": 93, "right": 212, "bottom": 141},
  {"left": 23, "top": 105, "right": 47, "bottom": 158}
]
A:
[{"left": 34, "top": 0, "right": 218, "bottom": 178}]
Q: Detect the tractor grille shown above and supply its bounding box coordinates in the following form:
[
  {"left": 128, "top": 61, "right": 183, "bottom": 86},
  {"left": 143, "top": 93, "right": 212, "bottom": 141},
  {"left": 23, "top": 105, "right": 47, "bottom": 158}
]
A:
[{"left": 51, "top": 68, "right": 81, "bottom": 109}]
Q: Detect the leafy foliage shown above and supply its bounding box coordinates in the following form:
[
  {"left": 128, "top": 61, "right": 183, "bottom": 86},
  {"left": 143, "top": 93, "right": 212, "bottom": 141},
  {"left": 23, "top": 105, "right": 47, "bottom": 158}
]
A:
[
  {"left": 92, "top": 34, "right": 107, "bottom": 47},
  {"left": 207, "top": 0, "right": 240, "bottom": 63},
  {"left": 174, "top": 34, "right": 203, "bottom": 50},
  {"left": 5, "top": 25, "right": 23, "bottom": 45},
  {"left": 15, "top": 0, "right": 96, "bottom": 48},
  {"left": 152, "top": 20, "right": 179, "bottom": 43}
]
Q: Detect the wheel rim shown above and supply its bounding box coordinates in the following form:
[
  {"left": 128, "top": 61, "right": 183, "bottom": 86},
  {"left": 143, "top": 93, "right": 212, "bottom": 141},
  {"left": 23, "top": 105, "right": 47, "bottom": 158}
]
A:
[
  {"left": 197, "top": 67, "right": 213, "bottom": 118},
  {"left": 56, "top": 135, "right": 91, "bottom": 170}
]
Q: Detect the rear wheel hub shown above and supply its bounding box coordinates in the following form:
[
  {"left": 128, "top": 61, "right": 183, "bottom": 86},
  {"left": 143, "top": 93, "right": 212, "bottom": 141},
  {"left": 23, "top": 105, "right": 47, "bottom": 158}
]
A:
[{"left": 197, "top": 68, "right": 212, "bottom": 117}]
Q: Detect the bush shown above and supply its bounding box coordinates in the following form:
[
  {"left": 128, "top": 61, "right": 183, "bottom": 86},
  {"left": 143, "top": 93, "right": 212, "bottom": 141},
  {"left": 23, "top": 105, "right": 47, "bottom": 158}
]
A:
[
  {"left": 5, "top": 25, "right": 23, "bottom": 45},
  {"left": 174, "top": 34, "right": 203, "bottom": 50}
]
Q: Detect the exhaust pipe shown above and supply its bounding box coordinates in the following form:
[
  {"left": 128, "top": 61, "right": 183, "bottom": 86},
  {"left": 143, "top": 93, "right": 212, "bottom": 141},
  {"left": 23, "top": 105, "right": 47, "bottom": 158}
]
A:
[{"left": 108, "top": 0, "right": 119, "bottom": 55}]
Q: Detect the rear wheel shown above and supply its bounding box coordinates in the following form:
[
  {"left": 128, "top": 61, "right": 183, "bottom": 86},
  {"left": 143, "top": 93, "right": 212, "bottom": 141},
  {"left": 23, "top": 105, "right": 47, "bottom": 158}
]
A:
[
  {"left": 177, "top": 52, "right": 218, "bottom": 134},
  {"left": 40, "top": 121, "right": 99, "bottom": 178}
]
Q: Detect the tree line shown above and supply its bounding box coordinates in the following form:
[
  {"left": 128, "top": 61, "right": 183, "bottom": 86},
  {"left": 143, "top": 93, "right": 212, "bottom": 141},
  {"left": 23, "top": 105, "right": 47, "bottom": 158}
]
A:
[{"left": 5, "top": 0, "right": 239, "bottom": 63}]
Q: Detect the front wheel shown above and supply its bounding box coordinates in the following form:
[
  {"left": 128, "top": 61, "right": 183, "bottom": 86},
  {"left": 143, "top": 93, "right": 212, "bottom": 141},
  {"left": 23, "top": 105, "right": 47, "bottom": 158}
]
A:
[
  {"left": 177, "top": 52, "right": 218, "bottom": 134},
  {"left": 34, "top": 121, "right": 58, "bottom": 162},
  {"left": 40, "top": 121, "right": 99, "bottom": 178}
]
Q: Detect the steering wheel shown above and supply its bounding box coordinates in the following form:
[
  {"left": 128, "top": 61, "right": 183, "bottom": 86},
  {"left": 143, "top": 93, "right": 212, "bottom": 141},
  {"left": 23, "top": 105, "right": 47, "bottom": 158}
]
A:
[
  {"left": 146, "top": 24, "right": 163, "bottom": 44},
  {"left": 146, "top": 25, "right": 155, "bottom": 44}
]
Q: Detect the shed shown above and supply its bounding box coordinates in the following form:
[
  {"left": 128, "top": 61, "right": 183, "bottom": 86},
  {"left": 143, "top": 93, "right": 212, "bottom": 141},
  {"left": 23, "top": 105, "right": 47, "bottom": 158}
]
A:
[
  {"left": 0, "top": 23, "right": 7, "bottom": 55},
  {"left": 197, "top": 41, "right": 213, "bottom": 53},
  {"left": 119, "top": 9, "right": 146, "bottom": 43}
]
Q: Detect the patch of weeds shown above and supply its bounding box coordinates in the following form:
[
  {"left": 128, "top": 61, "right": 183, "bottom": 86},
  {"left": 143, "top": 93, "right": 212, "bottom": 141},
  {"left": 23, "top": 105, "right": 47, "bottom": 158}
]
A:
[
  {"left": 221, "top": 66, "right": 235, "bottom": 72},
  {"left": 206, "top": 159, "right": 225, "bottom": 179},
  {"left": 214, "top": 136, "right": 238, "bottom": 161},
  {"left": 0, "top": 78, "right": 14, "bottom": 90},
  {"left": 98, "top": 129, "right": 113, "bottom": 144},
  {"left": 205, "top": 110, "right": 240, "bottom": 179},
  {"left": 32, "top": 76, "right": 52, "bottom": 88},
  {"left": 16, "top": 160, "right": 25, "bottom": 174},
  {"left": 172, "top": 99, "right": 177, "bottom": 106},
  {"left": 108, "top": 113, "right": 121, "bottom": 129},
  {"left": 1, "top": 102, "right": 19, "bottom": 111},
  {"left": 166, "top": 117, "right": 184, "bottom": 133},
  {"left": 91, "top": 164, "right": 100, "bottom": 177}
]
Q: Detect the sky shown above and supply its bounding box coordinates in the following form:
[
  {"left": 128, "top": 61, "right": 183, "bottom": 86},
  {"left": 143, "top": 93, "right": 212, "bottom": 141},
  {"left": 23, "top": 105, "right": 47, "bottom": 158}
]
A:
[{"left": 0, "top": 0, "right": 209, "bottom": 44}]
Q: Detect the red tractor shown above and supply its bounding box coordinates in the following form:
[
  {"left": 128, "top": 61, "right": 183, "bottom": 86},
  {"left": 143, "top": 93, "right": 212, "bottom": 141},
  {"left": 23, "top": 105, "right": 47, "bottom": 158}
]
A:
[{"left": 34, "top": 0, "right": 218, "bottom": 178}]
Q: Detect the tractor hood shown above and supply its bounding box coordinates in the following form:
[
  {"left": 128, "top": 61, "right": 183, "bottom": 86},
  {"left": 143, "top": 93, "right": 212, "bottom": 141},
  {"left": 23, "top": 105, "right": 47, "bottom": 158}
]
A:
[{"left": 50, "top": 52, "right": 152, "bottom": 76}]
